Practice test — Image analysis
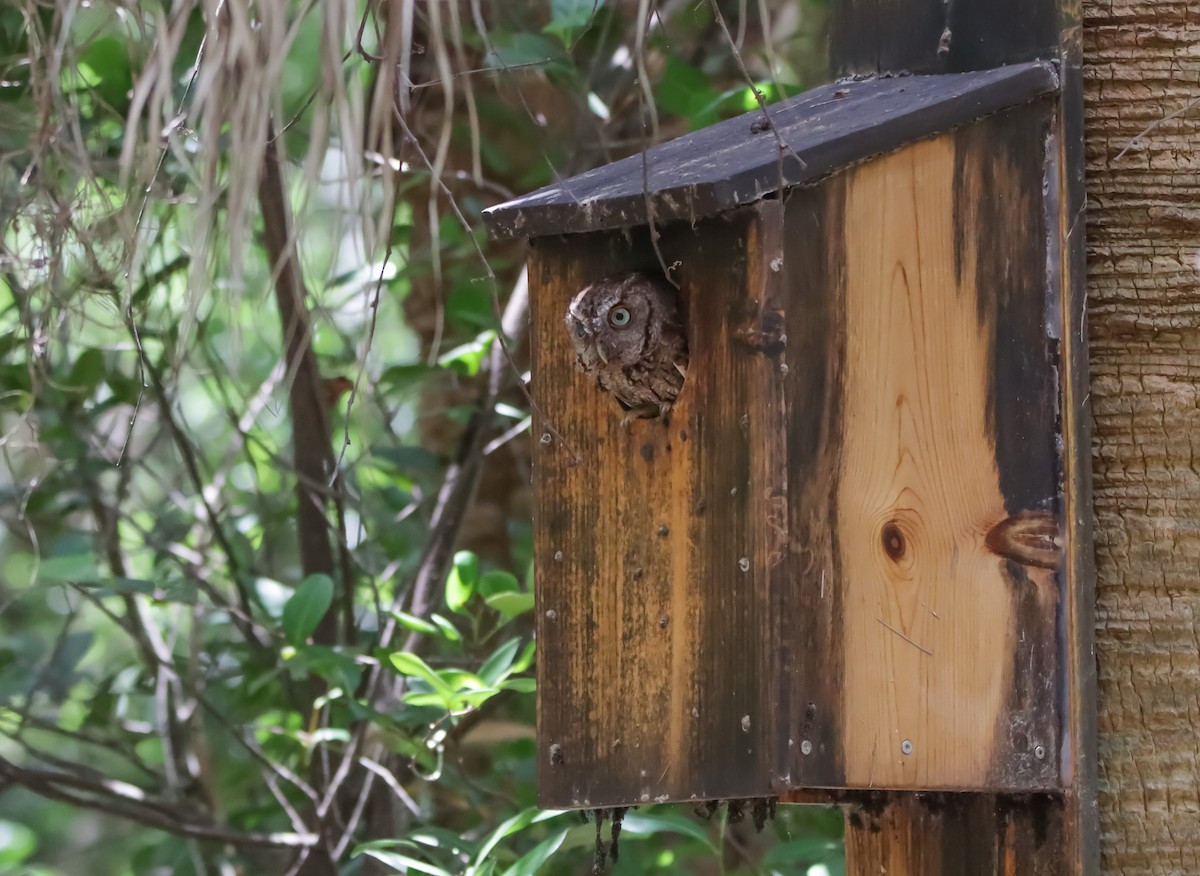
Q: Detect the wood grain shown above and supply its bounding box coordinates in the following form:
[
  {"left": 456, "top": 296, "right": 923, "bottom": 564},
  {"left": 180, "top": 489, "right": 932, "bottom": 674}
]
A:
[
  {"left": 827, "top": 0, "right": 1098, "bottom": 869},
  {"left": 531, "top": 206, "right": 789, "bottom": 806},
  {"left": 843, "top": 792, "right": 1067, "bottom": 875},
  {"left": 531, "top": 103, "right": 1070, "bottom": 807},
  {"left": 836, "top": 131, "right": 1038, "bottom": 788}
]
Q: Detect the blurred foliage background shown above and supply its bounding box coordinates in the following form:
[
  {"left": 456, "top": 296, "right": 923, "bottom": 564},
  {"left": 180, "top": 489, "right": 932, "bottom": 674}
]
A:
[{"left": 0, "top": 1, "right": 841, "bottom": 873}]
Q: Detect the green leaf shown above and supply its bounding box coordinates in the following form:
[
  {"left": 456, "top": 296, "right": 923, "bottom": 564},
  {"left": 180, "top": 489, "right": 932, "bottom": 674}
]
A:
[
  {"left": 470, "top": 808, "right": 565, "bottom": 870},
  {"left": 65, "top": 348, "right": 106, "bottom": 397},
  {"left": 402, "top": 692, "right": 451, "bottom": 709},
  {"left": 372, "top": 445, "right": 442, "bottom": 475},
  {"left": 294, "top": 645, "right": 362, "bottom": 690},
  {"left": 458, "top": 688, "right": 503, "bottom": 708},
  {"left": 36, "top": 551, "right": 100, "bottom": 583},
  {"left": 78, "top": 578, "right": 161, "bottom": 599},
  {"left": 281, "top": 574, "right": 334, "bottom": 646},
  {"left": 484, "top": 591, "right": 534, "bottom": 620},
  {"left": 43, "top": 631, "right": 94, "bottom": 700},
  {"left": 478, "top": 637, "right": 521, "bottom": 686},
  {"left": 447, "top": 284, "right": 495, "bottom": 330},
  {"left": 656, "top": 56, "right": 719, "bottom": 119},
  {"left": 512, "top": 640, "right": 536, "bottom": 674},
  {"left": 484, "top": 34, "right": 561, "bottom": 69},
  {"left": 500, "top": 828, "right": 569, "bottom": 876},
  {"left": 477, "top": 570, "right": 519, "bottom": 598},
  {"left": 390, "top": 652, "right": 457, "bottom": 704},
  {"left": 436, "top": 331, "right": 495, "bottom": 377},
  {"left": 619, "top": 811, "right": 718, "bottom": 853},
  {"left": 429, "top": 614, "right": 463, "bottom": 644},
  {"left": 391, "top": 611, "right": 440, "bottom": 636},
  {"left": 379, "top": 363, "right": 435, "bottom": 392},
  {"left": 501, "top": 678, "right": 536, "bottom": 694},
  {"left": 359, "top": 849, "right": 452, "bottom": 876},
  {"left": 77, "top": 37, "right": 133, "bottom": 112},
  {"left": 545, "top": 0, "right": 602, "bottom": 45},
  {"left": 763, "top": 837, "right": 843, "bottom": 867},
  {"left": 445, "top": 551, "right": 478, "bottom": 614},
  {"left": 0, "top": 819, "right": 36, "bottom": 867}
]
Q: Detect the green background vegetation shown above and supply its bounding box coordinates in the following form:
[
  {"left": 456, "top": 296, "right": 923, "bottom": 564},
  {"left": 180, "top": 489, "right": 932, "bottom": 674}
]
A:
[{"left": 0, "top": 2, "right": 841, "bottom": 873}]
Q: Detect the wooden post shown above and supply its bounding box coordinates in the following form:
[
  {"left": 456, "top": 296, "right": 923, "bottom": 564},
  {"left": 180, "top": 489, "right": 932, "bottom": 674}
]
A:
[{"left": 828, "top": 1, "right": 1098, "bottom": 874}]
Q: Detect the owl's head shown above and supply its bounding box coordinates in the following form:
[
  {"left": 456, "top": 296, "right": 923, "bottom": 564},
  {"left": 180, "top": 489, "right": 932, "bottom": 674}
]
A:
[{"left": 565, "top": 272, "right": 674, "bottom": 369}]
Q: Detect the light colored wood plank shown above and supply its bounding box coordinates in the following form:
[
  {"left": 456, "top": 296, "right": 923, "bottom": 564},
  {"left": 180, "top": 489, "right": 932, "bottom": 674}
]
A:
[{"left": 838, "top": 136, "right": 1020, "bottom": 787}]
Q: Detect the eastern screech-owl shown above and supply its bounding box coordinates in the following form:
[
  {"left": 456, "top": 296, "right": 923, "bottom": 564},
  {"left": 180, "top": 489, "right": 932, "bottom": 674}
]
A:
[{"left": 565, "top": 271, "right": 688, "bottom": 421}]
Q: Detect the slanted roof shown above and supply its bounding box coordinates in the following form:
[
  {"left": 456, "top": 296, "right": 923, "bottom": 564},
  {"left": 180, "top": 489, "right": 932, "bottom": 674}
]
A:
[{"left": 483, "top": 60, "right": 1058, "bottom": 239}]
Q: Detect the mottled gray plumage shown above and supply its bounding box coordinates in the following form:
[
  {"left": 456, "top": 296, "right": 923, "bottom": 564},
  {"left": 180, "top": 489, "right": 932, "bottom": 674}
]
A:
[{"left": 565, "top": 271, "right": 688, "bottom": 421}]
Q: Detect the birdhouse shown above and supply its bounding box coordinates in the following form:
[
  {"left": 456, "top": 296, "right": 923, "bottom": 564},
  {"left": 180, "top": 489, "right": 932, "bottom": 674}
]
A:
[{"left": 484, "top": 60, "right": 1089, "bottom": 808}]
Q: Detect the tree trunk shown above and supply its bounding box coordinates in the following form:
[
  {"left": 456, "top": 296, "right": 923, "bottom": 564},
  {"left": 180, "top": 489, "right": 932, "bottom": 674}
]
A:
[{"left": 1084, "top": 1, "right": 1200, "bottom": 871}]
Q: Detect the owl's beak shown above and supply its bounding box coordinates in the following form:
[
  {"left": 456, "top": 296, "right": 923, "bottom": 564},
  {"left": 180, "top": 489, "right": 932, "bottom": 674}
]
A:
[{"left": 595, "top": 343, "right": 609, "bottom": 363}]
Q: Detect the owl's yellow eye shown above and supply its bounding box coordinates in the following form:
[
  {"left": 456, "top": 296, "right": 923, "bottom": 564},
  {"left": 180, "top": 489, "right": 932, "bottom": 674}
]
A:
[{"left": 609, "top": 306, "right": 631, "bottom": 328}]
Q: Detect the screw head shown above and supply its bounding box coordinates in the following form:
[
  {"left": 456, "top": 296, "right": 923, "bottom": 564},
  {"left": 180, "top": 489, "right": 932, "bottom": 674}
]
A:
[
  {"left": 800, "top": 740, "right": 813, "bottom": 755},
  {"left": 539, "top": 432, "right": 552, "bottom": 445},
  {"left": 553, "top": 550, "right": 563, "bottom": 562},
  {"left": 901, "top": 739, "right": 913, "bottom": 755},
  {"left": 738, "top": 557, "right": 750, "bottom": 572},
  {"left": 1034, "top": 744, "right": 1046, "bottom": 760}
]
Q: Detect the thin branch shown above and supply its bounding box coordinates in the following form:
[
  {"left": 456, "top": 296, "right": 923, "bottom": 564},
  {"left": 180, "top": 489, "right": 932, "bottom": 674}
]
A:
[
  {"left": 0, "top": 754, "right": 317, "bottom": 849},
  {"left": 309, "top": 268, "right": 531, "bottom": 839},
  {"left": 130, "top": 327, "right": 262, "bottom": 645},
  {"left": 258, "top": 123, "right": 346, "bottom": 647}
]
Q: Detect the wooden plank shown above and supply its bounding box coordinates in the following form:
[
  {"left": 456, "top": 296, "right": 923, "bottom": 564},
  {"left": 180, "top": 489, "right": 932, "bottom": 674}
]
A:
[
  {"left": 831, "top": 0, "right": 1059, "bottom": 77},
  {"left": 776, "top": 105, "right": 1061, "bottom": 793},
  {"left": 843, "top": 792, "right": 1067, "bottom": 875},
  {"left": 484, "top": 62, "right": 1058, "bottom": 240},
  {"left": 533, "top": 105, "right": 1067, "bottom": 808},
  {"left": 1054, "top": 18, "right": 1100, "bottom": 875},
  {"left": 531, "top": 205, "right": 790, "bottom": 807},
  {"left": 829, "top": 4, "right": 1098, "bottom": 873},
  {"left": 774, "top": 179, "right": 849, "bottom": 790}
]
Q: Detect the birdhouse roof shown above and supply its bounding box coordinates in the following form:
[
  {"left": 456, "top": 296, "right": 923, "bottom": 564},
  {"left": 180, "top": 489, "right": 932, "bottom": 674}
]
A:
[{"left": 483, "top": 60, "right": 1057, "bottom": 240}]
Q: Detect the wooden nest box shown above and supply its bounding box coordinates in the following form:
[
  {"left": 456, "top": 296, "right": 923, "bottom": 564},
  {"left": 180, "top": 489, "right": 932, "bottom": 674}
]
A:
[{"left": 485, "top": 60, "right": 1091, "bottom": 809}]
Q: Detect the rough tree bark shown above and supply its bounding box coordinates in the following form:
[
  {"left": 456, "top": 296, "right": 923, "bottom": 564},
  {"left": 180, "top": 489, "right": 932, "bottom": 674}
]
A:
[{"left": 1083, "top": 1, "right": 1200, "bottom": 872}]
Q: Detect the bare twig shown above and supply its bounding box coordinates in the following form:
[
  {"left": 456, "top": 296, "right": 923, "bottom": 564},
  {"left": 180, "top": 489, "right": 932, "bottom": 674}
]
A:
[{"left": 0, "top": 754, "right": 317, "bottom": 849}]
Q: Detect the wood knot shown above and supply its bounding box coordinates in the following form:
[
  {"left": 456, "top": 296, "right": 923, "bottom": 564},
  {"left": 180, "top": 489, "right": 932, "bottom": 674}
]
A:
[
  {"left": 881, "top": 522, "right": 906, "bottom": 562},
  {"left": 734, "top": 307, "right": 787, "bottom": 355},
  {"left": 986, "top": 511, "right": 1062, "bottom": 569}
]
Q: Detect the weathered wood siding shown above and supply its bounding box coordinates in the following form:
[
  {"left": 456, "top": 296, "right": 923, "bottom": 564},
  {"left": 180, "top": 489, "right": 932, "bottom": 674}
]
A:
[{"left": 530, "top": 104, "right": 1068, "bottom": 809}]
